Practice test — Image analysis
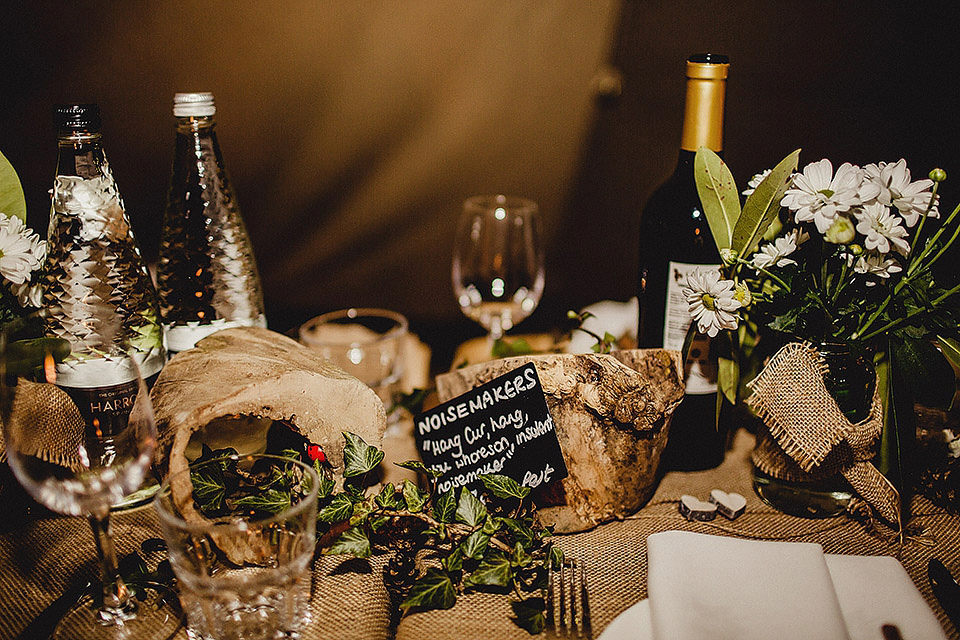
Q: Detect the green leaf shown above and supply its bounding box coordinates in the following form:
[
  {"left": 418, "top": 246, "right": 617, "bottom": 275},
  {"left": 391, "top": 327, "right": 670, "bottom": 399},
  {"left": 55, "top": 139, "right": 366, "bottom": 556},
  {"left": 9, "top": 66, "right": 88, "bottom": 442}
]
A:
[
  {"left": 401, "top": 568, "right": 457, "bottom": 611},
  {"left": 694, "top": 147, "right": 740, "bottom": 251},
  {"left": 191, "top": 466, "right": 226, "bottom": 514},
  {"left": 325, "top": 526, "right": 371, "bottom": 558},
  {"left": 938, "top": 336, "right": 960, "bottom": 379},
  {"left": 510, "top": 542, "right": 533, "bottom": 568},
  {"left": 734, "top": 149, "right": 800, "bottom": 259},
  {"left": 501, "top": 518, "right": 535, "bottom": 547},
  {"left": 444, "top": 546, "right": 464, "bottom": 572},
  {"left": 718, "top": 355, "right": 738, "bottom": 406},
  {"left": 342, "top": 432, "right": 385, "bottom": 477},
  {"left": 548, "top": 546, "right": 565, "bottom": 570},
  {"left": 375, "top": 482, "right": 400, "bottom": 509},
  {"left": 234, "top": 489, "right": 291, "bottom": 514},
  {"left": 510, "top": 598, "right": 546, "bottom": 634},
  {"left": 317, "top": 493, "right": 355, "bottom": 523},
  {"left": 0, "top": 150, "right": 27, "bottom": 223},
  {"left": 464, "top": 550, "right": 512, "bottom": 587},
  {"left": 479, "top": 474, "right": 531, "bottom": 501},
  {"left": 492, "top": 337, "right": 536, "bottom": 358},
  {"left": 402, "top": 479, "right": 426, "bottom": 513},
  {"left": 461, "top": 528, "right": 491, "bottom": 560},
  {"left": 317, "top": 469, "right": 335, "bottom": 499},
  {"left": 456, "top": 487, "right": 487, "bottom": 527},
  {"left": 433, "top": 488, "right": 457, "bottom": 523},
  {"left": 395, "top": 460, "right": 443, "bottom": 478}
]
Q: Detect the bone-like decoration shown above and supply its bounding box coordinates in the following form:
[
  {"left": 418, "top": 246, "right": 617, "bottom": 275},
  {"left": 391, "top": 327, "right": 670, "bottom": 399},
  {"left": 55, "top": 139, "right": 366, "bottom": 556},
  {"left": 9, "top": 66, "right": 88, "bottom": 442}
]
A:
[
  {"left": 709, "top": 489, "right": 747, "bottom": 520},
  {"left": 434, "top": 349, "right": 684, "bottom": 533},
  {"left": 679, "top": 494, "right": 718, "bottom": 521},
  {"left": 151, "top": 327, "right": 386, "bottom": 564}
]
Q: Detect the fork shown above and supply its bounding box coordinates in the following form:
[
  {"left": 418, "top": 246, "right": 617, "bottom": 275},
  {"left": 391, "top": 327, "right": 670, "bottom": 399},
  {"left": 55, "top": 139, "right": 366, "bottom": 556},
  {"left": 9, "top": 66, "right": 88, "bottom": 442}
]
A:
[{"left": 545, "top": 556, "right": 593, "bottom": 638}]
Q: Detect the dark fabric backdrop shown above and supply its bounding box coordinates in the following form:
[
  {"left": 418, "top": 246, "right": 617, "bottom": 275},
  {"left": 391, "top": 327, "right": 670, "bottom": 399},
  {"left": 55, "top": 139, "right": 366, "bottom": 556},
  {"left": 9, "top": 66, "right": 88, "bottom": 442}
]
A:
[{"left": 2, "top": 1, "right": 958, "bottom": 364}]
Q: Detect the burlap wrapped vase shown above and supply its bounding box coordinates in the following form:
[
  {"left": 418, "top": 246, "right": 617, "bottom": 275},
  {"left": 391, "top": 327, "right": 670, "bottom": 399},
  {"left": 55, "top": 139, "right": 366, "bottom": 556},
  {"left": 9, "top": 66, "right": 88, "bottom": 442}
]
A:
[{"left": 747, "top": 341, "right": 901, "bottom": 532}]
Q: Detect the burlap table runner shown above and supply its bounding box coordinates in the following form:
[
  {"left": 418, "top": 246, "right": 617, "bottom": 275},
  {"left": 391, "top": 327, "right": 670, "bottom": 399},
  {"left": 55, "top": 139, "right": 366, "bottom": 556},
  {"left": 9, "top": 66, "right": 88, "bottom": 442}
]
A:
[{"left": 2, "top": 431, "right": 958, "bottom": 640}]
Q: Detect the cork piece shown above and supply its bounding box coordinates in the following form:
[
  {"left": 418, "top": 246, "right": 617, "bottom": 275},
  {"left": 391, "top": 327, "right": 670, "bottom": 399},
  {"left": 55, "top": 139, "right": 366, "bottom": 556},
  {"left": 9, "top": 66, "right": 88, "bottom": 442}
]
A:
[
  {"left": 679, "top": 494, "right": 717, "bottom": 521},
  {"left": 434, "top": 349, "right": 685, "bottom": 533}
]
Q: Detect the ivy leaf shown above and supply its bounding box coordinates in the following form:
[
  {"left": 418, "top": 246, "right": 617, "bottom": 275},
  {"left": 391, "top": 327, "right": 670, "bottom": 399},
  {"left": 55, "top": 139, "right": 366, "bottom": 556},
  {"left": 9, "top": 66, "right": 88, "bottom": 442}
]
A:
[
  {"left": 479, "top": 474, "right": 531, "bottom": 501},
  {"left": 0, "top": 150, "right": 27, "bottom": 223},
  {"left": 733, "top": 148, "right": 800, "bottom": 259},
  {"left": 395, "top": 460, "right": 443, "bottom": 478},
  {"left": 492, "top": 337, "right": 536, "bottom": 358},
  {"left": 401, "top": 568, "right": 457, "bottom": 611},
  {"left": 443, "top": 546, "right": 464, "bottom": 572},
  {"left": 234, "top": 489, "right": 291, "bottom": 515},
  {"left": 402, "top": 479, "right": 427, "bottom": 513},
  {"left": 432, "top": 488, "right": 457, "bottom": 523},
  {"left": 694, "top": 147, "right": 740, "bottom": 251},
  {"left": 548, "top": 546, "right": 565, "bottom": 570},
  {"left": 318, "top": 493, "right": 355, "bottom": 523},
  {"left": 510, "top": 598, "right": 546, "bottom": 635},
  {"left": 510, "top": 542, "right": 532, "bottom": 568},
  {"left": 461, "top": 529, "right": 491, "bottom": 560},
  {"left": 375, "top": 482, "right": 400, "bottom": 509},
  {"left": 342, "top": 432, "right": 385, "bottom": 477},
  {"left": 317, "top": 469, "right": 335, "bottom": 499},
  {"left": 464, "top": 550, "right": 511, "bottom": 587},
  {"left": 325, "top": 526, "right": 371, "bottom": 558},
  {"left": 501, "top": 518, "right": 535, "bottom": 547},
  {"left": 455, "top": 487, "right": 487, "bottom": 527}
]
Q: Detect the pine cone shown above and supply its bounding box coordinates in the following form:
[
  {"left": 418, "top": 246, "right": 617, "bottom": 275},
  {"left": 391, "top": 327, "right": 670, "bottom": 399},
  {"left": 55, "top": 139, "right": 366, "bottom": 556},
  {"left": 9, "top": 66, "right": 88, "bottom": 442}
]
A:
[{"left": 384, "top": 551, "right": 417, "bottom": 596}]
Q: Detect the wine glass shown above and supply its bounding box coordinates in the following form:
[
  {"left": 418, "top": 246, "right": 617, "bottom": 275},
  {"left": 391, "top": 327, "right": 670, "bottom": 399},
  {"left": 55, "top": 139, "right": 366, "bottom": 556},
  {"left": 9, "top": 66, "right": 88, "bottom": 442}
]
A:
[
  {"left": 0, "top": 311, "right": 182, "bottom": 639},
  {"left": 452, "top": 195, "right": 545, "bottom": 342}
]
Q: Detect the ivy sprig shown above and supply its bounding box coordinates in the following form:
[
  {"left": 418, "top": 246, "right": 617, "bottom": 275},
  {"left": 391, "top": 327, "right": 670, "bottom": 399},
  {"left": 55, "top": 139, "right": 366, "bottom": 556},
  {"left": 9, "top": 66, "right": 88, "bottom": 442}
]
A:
[{"left": 314, "top": 432, "right": 561, "bottom": 634}]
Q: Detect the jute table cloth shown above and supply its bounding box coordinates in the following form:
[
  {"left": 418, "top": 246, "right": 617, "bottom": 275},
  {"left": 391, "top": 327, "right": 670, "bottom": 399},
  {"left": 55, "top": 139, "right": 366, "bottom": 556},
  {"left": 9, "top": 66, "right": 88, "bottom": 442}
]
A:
[{"left": 2, "top": 430, "right": 957, "bottom": 640}]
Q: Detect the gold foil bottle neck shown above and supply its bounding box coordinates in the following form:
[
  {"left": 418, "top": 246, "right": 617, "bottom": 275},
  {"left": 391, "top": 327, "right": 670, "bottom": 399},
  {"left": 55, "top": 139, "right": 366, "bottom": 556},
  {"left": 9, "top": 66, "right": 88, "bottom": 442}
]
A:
[{"left": 680, "top": 54, "right": 729, "bottom": 152}]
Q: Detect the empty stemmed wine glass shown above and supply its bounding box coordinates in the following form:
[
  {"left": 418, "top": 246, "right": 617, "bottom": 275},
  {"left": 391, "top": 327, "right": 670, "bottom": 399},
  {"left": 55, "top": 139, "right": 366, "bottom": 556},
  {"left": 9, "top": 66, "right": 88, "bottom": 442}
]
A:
[
  {"left": 0, "top": 310, "right": 181, "bottom": 639},
  {"left": 452, "top": 195, "right": 545, "bottom": 342}
]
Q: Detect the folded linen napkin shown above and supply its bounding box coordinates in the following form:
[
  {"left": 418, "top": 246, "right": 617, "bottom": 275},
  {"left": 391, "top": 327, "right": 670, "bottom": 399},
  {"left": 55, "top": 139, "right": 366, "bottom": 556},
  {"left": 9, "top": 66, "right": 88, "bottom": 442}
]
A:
[
  {"left": 647, "top": 530, "right": 850, "bottom": 640},
  {"left": 645, "top": 531, "right": 947, "bottom": 640}
]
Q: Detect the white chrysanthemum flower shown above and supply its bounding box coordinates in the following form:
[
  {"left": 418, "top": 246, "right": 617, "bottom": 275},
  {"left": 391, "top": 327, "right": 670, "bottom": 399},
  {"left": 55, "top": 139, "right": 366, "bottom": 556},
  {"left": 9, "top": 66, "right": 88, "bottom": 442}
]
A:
[
  {"left": 864, "top": 159, "right": 939, "bottom": 226},
  {"left": 855, "top": 202, "right": 910, "bottom": 255},
  {"left": 742, "top": 169, "right": 773, "bottom": 196},
  {"left": 751, "top": 232, "right": 801, "bottom": 269},
  {"left": 824, "top": 216, "right": 856, "bottom": 245},
  {"left": 681, "top": 267, "right": 742, "bottom": 337},
  {"left": 11, "top": 281, "right": 43, "bottom": 307},
  {"left": 0, "top": 213, "right": 46, "bottom": 285},
  {"left": 853, "top": 252, "right": 903, "bottom": 284},
  {"left": 781, "top": 159, "right": 865, "bottom": 233}
]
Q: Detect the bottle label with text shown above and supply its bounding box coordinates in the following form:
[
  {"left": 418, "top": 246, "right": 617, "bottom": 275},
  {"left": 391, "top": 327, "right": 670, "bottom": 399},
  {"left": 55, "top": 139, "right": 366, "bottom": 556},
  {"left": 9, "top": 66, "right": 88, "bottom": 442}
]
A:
[{"left": 663, "top": 261, "right": 719, "bottom": 395}]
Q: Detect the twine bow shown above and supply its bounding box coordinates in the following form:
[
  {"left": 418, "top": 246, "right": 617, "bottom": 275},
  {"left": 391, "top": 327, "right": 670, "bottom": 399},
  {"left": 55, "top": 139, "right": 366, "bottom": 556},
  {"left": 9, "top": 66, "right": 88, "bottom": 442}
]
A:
[{"left": 747, "top": 342, "right": 901, "bottom": 532}]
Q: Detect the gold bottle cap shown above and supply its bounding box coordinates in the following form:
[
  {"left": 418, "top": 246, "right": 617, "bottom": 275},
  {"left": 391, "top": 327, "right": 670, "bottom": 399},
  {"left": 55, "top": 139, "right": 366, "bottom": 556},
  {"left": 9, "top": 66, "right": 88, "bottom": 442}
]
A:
[{"left": 681, "top": 54, "right": 728, "bottom": 152}]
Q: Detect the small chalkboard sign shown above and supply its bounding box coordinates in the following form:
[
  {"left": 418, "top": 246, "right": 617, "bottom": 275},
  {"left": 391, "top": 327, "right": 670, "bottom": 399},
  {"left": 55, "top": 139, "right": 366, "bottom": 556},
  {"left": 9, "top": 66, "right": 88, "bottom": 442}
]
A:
[{"left": 414, "top": 363, "right": 568, "bottom": 496}]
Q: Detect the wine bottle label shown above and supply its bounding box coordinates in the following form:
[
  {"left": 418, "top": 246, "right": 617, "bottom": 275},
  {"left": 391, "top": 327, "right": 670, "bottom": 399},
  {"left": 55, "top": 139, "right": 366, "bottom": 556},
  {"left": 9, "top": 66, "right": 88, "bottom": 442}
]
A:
[
  {"left": 164, "top": 314, "right": 267, "bottom": 353},
  {"left": 663, "top": 261, "right": 719, "bottom": 395},
  {"left": 60, "top": 379, "right": 141, "bottom": 437}
]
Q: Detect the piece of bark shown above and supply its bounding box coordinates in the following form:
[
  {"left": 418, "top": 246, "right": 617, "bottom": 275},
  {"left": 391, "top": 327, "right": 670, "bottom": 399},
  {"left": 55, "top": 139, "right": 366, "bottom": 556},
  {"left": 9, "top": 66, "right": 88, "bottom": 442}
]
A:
[
  {"left": 434, "top": 349, "right": 684, "bottom": 532},
  {"left": 152, "top": 327, "right": 386, "bottom": 563}
]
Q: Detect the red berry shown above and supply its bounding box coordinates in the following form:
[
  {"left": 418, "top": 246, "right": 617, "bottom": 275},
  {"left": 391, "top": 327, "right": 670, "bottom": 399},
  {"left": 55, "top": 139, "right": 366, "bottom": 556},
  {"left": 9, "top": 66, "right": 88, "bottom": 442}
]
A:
[{"left": 306, "top": 444, "right": 326, "bottom": 463}]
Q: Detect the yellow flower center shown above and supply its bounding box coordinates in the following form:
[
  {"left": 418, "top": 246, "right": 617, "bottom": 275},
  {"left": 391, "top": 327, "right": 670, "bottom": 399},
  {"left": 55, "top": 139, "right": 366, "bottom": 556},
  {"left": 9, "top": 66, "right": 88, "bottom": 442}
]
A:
[{"left": 700, "top": 292, "right": 717, "bottom": 311}]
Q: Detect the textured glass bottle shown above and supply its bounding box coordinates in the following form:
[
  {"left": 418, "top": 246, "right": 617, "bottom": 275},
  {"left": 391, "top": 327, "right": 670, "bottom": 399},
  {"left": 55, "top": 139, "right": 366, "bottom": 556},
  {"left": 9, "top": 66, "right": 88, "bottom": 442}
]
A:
[
  {"left": 44, "top": 104, "right": 166, "bottom": 396},
  {"left": 637, "top": 54, "right": 730, "bottom": 471},
  {"left": 157, "top": 92, "right": 265, "bottom": 354}
]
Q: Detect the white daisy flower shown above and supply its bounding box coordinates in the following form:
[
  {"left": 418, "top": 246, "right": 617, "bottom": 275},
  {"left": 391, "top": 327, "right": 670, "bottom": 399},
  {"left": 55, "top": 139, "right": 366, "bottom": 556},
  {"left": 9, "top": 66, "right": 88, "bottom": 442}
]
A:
[
  {"left": 11, "top": 281, "right": 43, "bottom": 307},
  {"left": 855, "top": 202, "right": 910, "bottom": 255},
  {"left": 853, "top": 252, "right": 903, "bottom": 284},
  {"left": 751, "top": 231, "right": 802, "bottom": 269},
  {"left": 681, "top": 267, "right": 742, "bottom": 337},
  {"left": 781, "top": 159, "right": 864, "bottom": 233},
  {"left": 0, "top": 213, "right": 46, "bottom": 285},
  {"left": 742, "top": 169, "right": 773, "bottom": 196},
  {"left": 864, "top": 159, "right": 939, "bottom": 226}
]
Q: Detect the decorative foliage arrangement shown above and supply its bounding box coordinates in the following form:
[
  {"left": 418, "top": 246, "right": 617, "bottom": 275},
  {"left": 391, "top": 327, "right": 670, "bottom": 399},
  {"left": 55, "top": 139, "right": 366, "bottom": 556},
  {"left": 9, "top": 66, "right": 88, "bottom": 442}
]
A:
[
  {"left": 0, "top": 151, "right": 45, "bottom": 331},
  {"left": 682, "top": 148, "right": 960, "bottom": 481},
  {"left": 189, "top": 432, "right": 562, "bottom": 634}
]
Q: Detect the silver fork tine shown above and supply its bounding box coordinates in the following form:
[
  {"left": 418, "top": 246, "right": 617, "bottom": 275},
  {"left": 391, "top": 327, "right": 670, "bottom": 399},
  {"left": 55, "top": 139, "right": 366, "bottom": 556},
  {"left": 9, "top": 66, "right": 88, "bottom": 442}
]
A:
[
  {"left": 578, "top": 559, "right": 593, "bottom": 639},
  {"left": 545, "top": 556, "right": 556, "bottom": 635},
  {"left": 559, "top": 560, "right": 568, "bottom": 634}
]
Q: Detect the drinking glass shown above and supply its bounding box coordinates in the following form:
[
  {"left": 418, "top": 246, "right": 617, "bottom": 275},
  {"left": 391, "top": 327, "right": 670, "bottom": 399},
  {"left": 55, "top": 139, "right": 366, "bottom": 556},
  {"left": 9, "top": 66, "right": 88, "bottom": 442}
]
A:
[
  {"left": 452, "top": 195, "right": 545, "bottom": 341},
  {"left": 154, "top": 453, "right": 319, "bottom": 640},
  {"left": 299, "top": 307, "right": 407, "bottom": 411},
  {"left": 0, "top": 313, "right": 181, "bottom": 639}
]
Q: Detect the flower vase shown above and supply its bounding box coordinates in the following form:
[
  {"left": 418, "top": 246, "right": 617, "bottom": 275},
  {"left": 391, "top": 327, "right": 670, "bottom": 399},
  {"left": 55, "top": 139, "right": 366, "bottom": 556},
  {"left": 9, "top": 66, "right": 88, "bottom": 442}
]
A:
[{"left": 751, "top": 342, "right": 876, "bottom": 518}]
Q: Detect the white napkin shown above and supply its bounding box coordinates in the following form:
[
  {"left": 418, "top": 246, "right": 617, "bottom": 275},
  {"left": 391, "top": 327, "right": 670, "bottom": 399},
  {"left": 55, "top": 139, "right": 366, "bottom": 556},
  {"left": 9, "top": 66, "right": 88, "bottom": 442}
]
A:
[
  {"left": 644, "top": 531, "right": 948, "bottom": 640},
  {"left": 826, "top": 554, "right": 948, "bottom": 640},
  {"left": 647, "top": 530, "right": 850, "bottom": 640}
]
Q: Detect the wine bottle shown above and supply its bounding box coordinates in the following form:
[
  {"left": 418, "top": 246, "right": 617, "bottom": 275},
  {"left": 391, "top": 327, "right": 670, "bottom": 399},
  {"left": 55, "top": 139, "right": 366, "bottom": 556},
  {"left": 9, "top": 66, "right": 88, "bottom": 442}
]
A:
[
  {"left": 637, "top": 54, "right": 730, "bottom": 471},
  {"left": 157, "top": 92, "right": 265, "bottom": 355},
  {"left": 44, "top": 103, "right": 166, "bottom": 461}
]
